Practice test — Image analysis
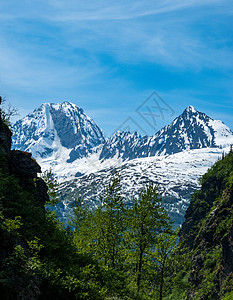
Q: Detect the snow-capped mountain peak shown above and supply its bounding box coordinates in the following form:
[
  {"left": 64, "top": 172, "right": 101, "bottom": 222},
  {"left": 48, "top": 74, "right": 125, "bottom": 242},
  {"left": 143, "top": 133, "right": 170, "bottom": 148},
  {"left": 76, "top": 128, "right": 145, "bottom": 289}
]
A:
[
  {"left": 150, "top": 105, "right": 233, "bottom": 154},
  {"left": 12, "top": 101, "right": 105, "bottom": 163},
  {"left": 185, "top": 105, "right": 196, "bottom": 113}
]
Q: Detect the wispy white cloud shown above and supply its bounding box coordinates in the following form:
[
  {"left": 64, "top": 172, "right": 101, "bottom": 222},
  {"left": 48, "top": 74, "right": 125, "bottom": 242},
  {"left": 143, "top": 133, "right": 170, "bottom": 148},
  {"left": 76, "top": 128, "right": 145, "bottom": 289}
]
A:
[
  {"left": 46, "top": 14, "right": 232, "bottom": 71},
  {"left": 46, "top": 0, "right": 225, "bottom": 21}
]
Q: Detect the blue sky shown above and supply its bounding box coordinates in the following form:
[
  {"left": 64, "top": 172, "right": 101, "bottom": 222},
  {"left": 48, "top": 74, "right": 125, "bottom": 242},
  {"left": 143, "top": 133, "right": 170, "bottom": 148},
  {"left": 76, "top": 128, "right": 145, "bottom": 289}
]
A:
[{"left": 0, "top": 0, "right": 233, "bottom": 136}]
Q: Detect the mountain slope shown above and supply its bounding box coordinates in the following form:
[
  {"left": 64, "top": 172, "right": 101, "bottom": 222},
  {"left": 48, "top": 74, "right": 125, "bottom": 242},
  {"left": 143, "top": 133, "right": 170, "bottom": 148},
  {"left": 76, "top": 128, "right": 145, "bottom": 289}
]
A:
[{"left": 57, "top": 147, "right": 225, "bottom": 227}]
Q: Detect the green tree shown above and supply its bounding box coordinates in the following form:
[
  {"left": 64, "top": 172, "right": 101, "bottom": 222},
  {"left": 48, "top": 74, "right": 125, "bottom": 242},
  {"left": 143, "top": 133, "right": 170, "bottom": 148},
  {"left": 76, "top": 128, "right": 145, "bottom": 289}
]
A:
[
  {"left": 69, "top": 197, "right": 94, "bottom": 254},
  {"left": 0, "top": 96, "right": 18, "bottom": 127},
  {"left": 147, "top": 230, "right": 190, "bottom": 300},
  {"left": 125, "top": 182, "right": 170, "bottom": 294},
  {"left": 41, "top": 168, "right": 60, "bottom": 205},
  {"left": 94, "top": 174, "right": 126, "bottom": 269},
  {"left": 69, "top": 197, "right": 87, "bottom": 232}
]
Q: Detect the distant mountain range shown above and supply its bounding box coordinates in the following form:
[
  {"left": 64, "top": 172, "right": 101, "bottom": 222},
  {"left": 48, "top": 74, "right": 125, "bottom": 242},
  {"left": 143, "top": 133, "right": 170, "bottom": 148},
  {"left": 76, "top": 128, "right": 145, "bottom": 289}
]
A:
[
  {"left": 99, "top": 105, "right": 232, "bottom": 160},
  {"left": 12, "top": 101, "right": 233, "bottom": 226}
]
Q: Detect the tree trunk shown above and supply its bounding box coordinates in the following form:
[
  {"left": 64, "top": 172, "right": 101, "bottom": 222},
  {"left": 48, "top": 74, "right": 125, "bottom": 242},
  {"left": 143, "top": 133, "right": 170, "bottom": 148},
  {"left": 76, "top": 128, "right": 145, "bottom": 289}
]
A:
[
  {"left": 137, "top": 245, "right": 144, "bottom": 293},
  {"left": 159, "top": 258, "right": 166, "bottom": 300}
]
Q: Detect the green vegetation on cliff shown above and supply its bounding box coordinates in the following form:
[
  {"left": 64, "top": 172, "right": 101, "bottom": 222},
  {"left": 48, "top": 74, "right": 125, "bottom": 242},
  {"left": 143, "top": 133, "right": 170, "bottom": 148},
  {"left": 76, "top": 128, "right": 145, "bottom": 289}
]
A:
[{"left": 180, "top": 151, "right": 233, "bottom": 299}]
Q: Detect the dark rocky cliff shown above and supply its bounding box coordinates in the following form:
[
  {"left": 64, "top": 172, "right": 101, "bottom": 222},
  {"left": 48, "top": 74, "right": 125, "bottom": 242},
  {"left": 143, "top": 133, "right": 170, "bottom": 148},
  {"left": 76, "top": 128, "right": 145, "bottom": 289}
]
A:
[
  {"left": 180, "top": 151, "right": 233, "bottom": 299},
  {"left": 0, "top": 108, "right": 49, "bottom": 203},
  {"left": 0, "top": 103, "right": 49, "bottom": 299}
]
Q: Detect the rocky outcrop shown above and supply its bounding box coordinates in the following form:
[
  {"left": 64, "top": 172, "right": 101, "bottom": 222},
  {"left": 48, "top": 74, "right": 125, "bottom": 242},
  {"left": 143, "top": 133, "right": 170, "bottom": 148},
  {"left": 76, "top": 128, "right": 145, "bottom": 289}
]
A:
[
  {"left": 0, "top": 102, "right": 49, "bottom": 206},
  {"left": 10, "top": 150, "right": 41, "bottom": 178},
  {"left": 35, "top": 178, "right": 50, "bottom": 204}
]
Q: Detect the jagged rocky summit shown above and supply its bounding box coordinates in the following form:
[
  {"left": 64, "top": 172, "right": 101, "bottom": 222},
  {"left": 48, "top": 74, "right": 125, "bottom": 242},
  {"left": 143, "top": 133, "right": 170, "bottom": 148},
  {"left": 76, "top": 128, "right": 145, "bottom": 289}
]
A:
[
  {"left": 12, "top": 102, "right": 233, "bottom": 178},
  {"left": 99, "top": 105, "right": 233, "bottom": 160}
]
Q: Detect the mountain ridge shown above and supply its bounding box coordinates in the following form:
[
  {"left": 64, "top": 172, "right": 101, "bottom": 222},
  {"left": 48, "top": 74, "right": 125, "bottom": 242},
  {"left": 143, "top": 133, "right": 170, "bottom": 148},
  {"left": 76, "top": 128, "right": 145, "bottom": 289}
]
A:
[
  {"left": 99, "top": 104, "right": 233, "bottom": 162},
  {"left": 12, "top": 102, "right": 233, "bottom": 179}
]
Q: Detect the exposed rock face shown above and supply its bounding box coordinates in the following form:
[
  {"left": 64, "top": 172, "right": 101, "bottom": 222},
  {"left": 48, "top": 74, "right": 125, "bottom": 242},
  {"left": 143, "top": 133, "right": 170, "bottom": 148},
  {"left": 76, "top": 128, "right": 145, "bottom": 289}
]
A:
[
  {"left": 10, "top": 150, "right": 41, "bottom": 178},
  {"left": 35, "top": 178, "right": 50, "bottom": 204}
]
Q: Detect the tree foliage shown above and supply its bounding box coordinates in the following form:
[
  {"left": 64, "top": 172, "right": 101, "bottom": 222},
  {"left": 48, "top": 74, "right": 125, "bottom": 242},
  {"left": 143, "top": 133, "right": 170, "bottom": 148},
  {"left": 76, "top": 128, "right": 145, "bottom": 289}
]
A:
[
  {"left": 124, "top": 183, "right": 170, "bottom": 294},
  {"left": 41, "top": 168, "right": 60, "bottom": 205}
]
